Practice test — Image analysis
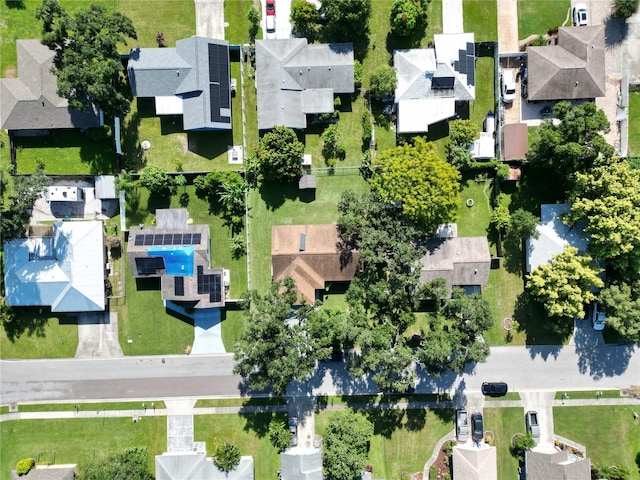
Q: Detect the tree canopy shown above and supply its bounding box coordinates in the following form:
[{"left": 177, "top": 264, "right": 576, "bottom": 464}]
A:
[
  {"left": 368, "top": 65, "right": 397, "bottom": 99},
  {"left": 139, "top": 165, "right": 173, "bottom": 195},
  {"left": 323, "top": 409, "right": 374, "bottom": 480},
  {"left": 567, "top": 157, "right": 640, "bottom": 274},
  {"left": 527, "top": 246, "right": 603, "bottom": 319},
  {"left": 233, "top": 279, "right": 346, "bottom": 395},
  {"left": 213, "top": 442, "right": 241, "bottom": 472},
  {"left": 526, "top": 101, "right": 613, "bottom": 183},
  {"left": 321, "top": 0, "right": 371, "bottom": 47},
  {"left": 370, "top": 138, "right": 460, "bottom": 233},
  {"left": 77, "top": 448, "right": 153, "bottom": 480},
  {"left": 290, "top": 0, "right": 321, "bottom": 41},
  {"left": 507, "top": 209, "right": 540, "bottom": 242},
  {"left": 599, "top": 280, "right": 640, "bottom": 342},
  {"left": 255, "top": 126, "right": 304, "bottom": 182},
  {"left": 613, "top": 0, "right": 639, "bottom": 18},
  {"left": 36, "top": 0, "right": 137, "bottom": 119},
  {"left": 0, "top": 167, "right": 50, "bottom": 242}
]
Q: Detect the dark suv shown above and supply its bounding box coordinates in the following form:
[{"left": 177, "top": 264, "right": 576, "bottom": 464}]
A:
[
  {"left": 481, "top": 382, "right": 508, "bottom": 397},
  {"left": 471, "top": 412, "right": 484, "bottom": 443}
]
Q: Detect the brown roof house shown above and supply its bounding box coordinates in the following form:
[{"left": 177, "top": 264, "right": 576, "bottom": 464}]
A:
[
  {"left": 525, "top": 449, "right": 591, "bottom": 480},
  {"left": 0, "top": 40, "right": 103, "bottom": 132},
  {"left": 271, "top": 224, "right": 358, "bottom": 304},
  {"left": 526, "top": 26, "right": 605, "bottom": 101},
  {"left": 127, "top": 209, "right": 227, "bottom": 309},
  {"left": 418, "top": 224, "right": 491, "bottom": 295}
]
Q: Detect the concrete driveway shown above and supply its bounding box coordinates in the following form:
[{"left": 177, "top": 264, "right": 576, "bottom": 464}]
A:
[
  {"left": 442, "top": 0, "right": 463, "bottom": 34},
  {"left": 75, "top": 312, "right": 123, "bottom": 358},
  {"left": 195, "top": 0, "right": 225, "bottom": 40},
  {"left": 520, "top": 391, "right": 556, "bottom": 449},
  {"left": 263, "top": 0, "right": 293, "bottom": 39},
  {"left": 497, "top": 0, "right": 519, "bottom": 53}
]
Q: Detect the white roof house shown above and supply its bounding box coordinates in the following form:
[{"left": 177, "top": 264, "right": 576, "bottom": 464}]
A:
[
  {"left": 3, "top": 221, "right": 105, "bottom": 312},
  {"left": 526, "top": 204, "right": 589, "bottom": 273},
  {"left": 280, "top": 447, "right": 323, "bottom": 480},
  {"left": 394, "top": 33, "right": 475, "bottom": 134},
  {"left": 156, "top": 453, "right": 254, "bottom": 480}
]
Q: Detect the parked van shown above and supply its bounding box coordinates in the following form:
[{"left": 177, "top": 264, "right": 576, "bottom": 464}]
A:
[{"left": 502, "top": 69, "right": 516, "bottom": 103}]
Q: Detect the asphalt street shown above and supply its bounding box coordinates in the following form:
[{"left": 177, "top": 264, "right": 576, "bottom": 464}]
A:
[{"left": 1, "top": 344, "right": 638, "bottom": 404}]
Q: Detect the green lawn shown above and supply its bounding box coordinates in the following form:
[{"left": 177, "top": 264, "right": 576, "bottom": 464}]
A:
[
  {"left": 518, "top": 0, "right": 571, "bottom": 39},
  {"left": 14, "top": 128, "right": 116, "bottom": 175},
  {"left": 248, "top": 173, "right": 369, "bottom": 294},
  {"left": 0, "top": 417, "right": 166, "bottom": 480},
  {"left": 483, "top": 407, "right": 523, "bottom": 479},
  {"left": 0, "top": 308, "right": 78, "bottom": 359},
  {"left": 553, "top": 390, "right": 622, "bottom": 400},
  {"left": 554, "top": 406, "right": 640, "bottom": 479},
  {"left": 0, "top": 0, "right": 195, "bottom": 76},
  {"left": 315, "top": 408, "right": 453, "bottom": 479},
  {"left": 456, "top": 178, "right": 492, "bottom": 238},
  {"left": 194, "top": 397, "right": 285, "bottom": 408},
  {"left": 629, "top": 91, "right": 640, "bottom": 157},
  {"left": 469, "top": 57, "right": 496, "bottom": 128},
  {"left": 194, "top": 413, "right": 284, "bottom": 480},
  {"left": 464, "top": 0, "right": 498, "bottom": 42},
  {"left": 118, "top": 185, "right": 248, "bottom": 355},
  {"left": 10, "top": 401, "right": 166, "bottom": 412},
  {"left": 484, "top": 392, "right": 521, "bottom": 401}
]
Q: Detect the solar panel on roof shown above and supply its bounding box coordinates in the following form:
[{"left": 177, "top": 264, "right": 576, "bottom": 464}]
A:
[
  {"left": 134, "top": 236, "right": 144, "bottom": 246},
  {"left": 182, "top": 233, "right": 192, "bottom": 244},
  {"left": 174, "top": 276, "right": 185, "bottom": 296},
  {"left": 171, "top": 234, "right": 181, "bottom": 245},
  {"left": 135, "top": 256, "right": 165, "bottom": 275},
  {"left": 154, "top": 234, "right": 163, "bottom": 245},
  {"left": 192, "top": 233, "right": 201, "bottom": 244},
  {"left": 432, "top": 77, "right": 455, "bottom": 89},
  {"left": 144, "top": 235, "right": 154, "bottom": 246}
]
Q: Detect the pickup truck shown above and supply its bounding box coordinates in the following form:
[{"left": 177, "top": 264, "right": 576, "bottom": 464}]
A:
[{"left": 526, "top": 411, "right": 541, "bottom": 442}]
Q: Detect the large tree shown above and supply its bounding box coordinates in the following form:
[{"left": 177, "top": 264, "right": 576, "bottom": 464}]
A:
[
  {"left": 390, "top": 0, "right": 420, "bottom": 37},
  {"left": 290, "top": 0, "right": 321, "bottom": 41},
  {"left": 0, "top": 167, "right": 50, "bottom": 242},
  {"left": 566, "top": 157, "right": 640, "bottom": 273},
  {"left": 320, "top": 0, "right": 371, "bottom": 46},
  {"left": 255, "top": 126, "right": 304, "bottom": 182},
  {"left": 323, "top": 409, "right": 374, "bottom": 480},
  {"left": 77, "top": 448, "right": 153, "bottom": 480},
  {"left": 36, "top": 0, "right": 137, "bottom": 119},
  {"left": 527, "top": 246, "right": 603, "bottom": 320},
  {"left": 370, "top": 138, "right": 460, "bottom": 233},
  {"left": 446, "top": 119, "right": 479, "bottom": 169},
  {"left": 368, "top": 64, "right": 397, "bottom": 99},
  {"left": 526, "top": 101, "right": 613, "bottom": 183},
  {"left": 599, "top": 280, "right": 640, "bottom": 342},
  {"left": 233, "top": 279, "right": 344, "bottom": 395},
  {"left": 139, "top": 165, "right": 173, "bottom": 195}
]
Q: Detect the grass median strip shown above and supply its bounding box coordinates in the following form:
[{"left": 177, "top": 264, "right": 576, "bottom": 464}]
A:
[{"left": 6, "top": 401, "right": 166, "bottom": 413}]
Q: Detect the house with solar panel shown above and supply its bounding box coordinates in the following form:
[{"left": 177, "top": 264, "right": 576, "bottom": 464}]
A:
[
  {"left": 127, "top": 37, "right": 231, "bottom": 131},
  {"left": 127, "top": 209, "right": 227, "bottom": 308},
  {"left": 394, "top": 33, "right": 475, "bottom": 134},
  {"left": 255, "top": 39, "right": 354, "bottom": 131}
]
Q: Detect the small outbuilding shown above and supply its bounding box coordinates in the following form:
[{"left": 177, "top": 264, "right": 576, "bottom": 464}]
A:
[{"left": 298, "top": 174, "right": 317, "bottom": 190}]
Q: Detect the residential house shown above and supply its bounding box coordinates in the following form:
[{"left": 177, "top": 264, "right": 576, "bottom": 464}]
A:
[
  {"left": 394, "top": 33, "right": 475, "bottom": 134},
  {"left": 452, "top": 444, "right": 498, "bottom": 480},
  {"left": 271, "top": 224, "right": 358, "bottom": 304},
  {"left": 127, "top": 209, "right": 227, "bottom": 308},
  {"left": 525, "top": 449, "right": 591, "bottom": 480},
  {"left": 3, "top": 221, "right": 105, "bottom": 312},
  {"left": 128, "top": 37, "right": 231, "bottom": 131},
  {"left": 0, "top": 40, "right": 103, "bottom": 133},
  {"left": 526, "top": 26, "right": 605, "bottom": 101},
  {"left": 156, "top": 453, "right": 254, "bottom": 480},
  {"left": 418, "top": 224, "right": 491, "bottom": 294},
  {"left": 280, "top": 447, "right": 323, "bottom": 480},
  {"left": 255, "top": 39, "right": 354, "bottom": 130},
  {"left": 526, "top": 204, "right": 589, "bottom": 273},
  {"left": 11, "top": 465, "right": 78, "bottom": 480}
]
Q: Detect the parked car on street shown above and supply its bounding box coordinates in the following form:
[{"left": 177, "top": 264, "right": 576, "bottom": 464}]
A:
[
  {"left": 456, "top": 409, "right": 470, "bottom": 441},
  {"left": 573, "top": 3, "right": 589, "bottom": 26},
  {"left": 471, "top": 412, "right": 484, "bottom": 443},
  {"left": 482, "top": 382, "right": 508, "bottom": 397},
  {"left": 525, "top": 410, "right": 541, "bottom": 443},
  {"left": 266, "top": 0, "right": 275, "bottom": 15}
]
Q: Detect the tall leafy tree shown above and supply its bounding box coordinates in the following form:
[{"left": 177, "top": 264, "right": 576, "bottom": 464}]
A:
[
  {"left": 77, "top": 448, "right": 153, "bottom": 480},
  {"left": 613, "top": 0, "right": 639, "bottom": 18},
  {"left": 599, "top": 280, "right": 640, "bottom": 342},
  {"left": 368, "top": 65, "right": 397, "bottom": 99},
  {"left": 139, "top": 165, "right": 173, "bottom": 195},
  {"left": 507, "top": 208, "right": 539, "bottom": 242},
  {"left": 321, "top": 0, "right": 371, "bottom": 47},
  {"left": 390, "top": 0, "right": 420, "bottom": 37},
  {"left": 36, "top": 0, "right": 137, "bottom": 119},
  {"left": 233, "top": 279, "right": 342, "bottom": 395},
  {"left": 370, "top": 138, "right": 460, "bottom": 233},
  {"left": 323, "top": 409, "right": 374, "bottom": 480},
  {"left": 527, "top": 246, "right": 603, "bottom": 320},
  {"left": 290, "top": 0, "right": 321, "bottom": 41},
  {"left": 567, "top": 157, "right": 640, "bottom": 273},
  {"left": 527, "top": 101, "right": 613, "bottom": 183},
  {"left": 0, "top": 167, "right": 50, "bottom": 242},
  {"left": 255, "top": 126, "right": 304, "bottom": 182}
]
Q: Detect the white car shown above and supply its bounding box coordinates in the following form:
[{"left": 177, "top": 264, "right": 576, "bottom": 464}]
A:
[
  {"left": 265, "top": 15, "right": 276, "bottom": 39},
  {"left": 591, "top": 302, "right": 606, "bottom": 331},
  {"left": 501, "top": 69, "right": 516, "bottom": 104},
  {"left": 456, "top": 409, "right": 469, "bottom": 442},
  {"left": 573, "top": 3, "right": 588, "bottom": 26}
]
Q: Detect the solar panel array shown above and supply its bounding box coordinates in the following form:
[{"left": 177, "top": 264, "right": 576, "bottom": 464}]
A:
[
  {"left": 134, "top": 233, "right": 202, "bottom": 246},
  {"left": 174, "top": 276, "right": 185, "bottom": 297},
  {"left": 196, "top": 265, "right": 223, "bottom": 303},
  {"left": 454, "top": 42, "right": 476, "bottom": 86},
  {"left": 208, "top": 44, "right": 231, "bottom": 124},
  {"left": 432, "top": 76, "right": 455, "bottom": 90},
  {"left": 135, "top": 257, "right": 165, "bottom": 275}
]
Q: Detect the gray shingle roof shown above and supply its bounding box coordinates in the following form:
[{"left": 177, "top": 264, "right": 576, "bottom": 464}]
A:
[
  {"left": 0, "top": 40, "right": 103, "bottom": 131},
  {"left": 527, "top": 26, "right": 605, "bottom": 101},
  {"left": 280, "top": 448, "right": 323, "bottom": 480},
  {"left": 127, "top": 37, "right": 231, "bottom": 131},
  {"left": 256, "top": 39, "right": 354, "bottom": 130},
  {"left": 525, "top": 450, "right": 591, "bottom": 480}
]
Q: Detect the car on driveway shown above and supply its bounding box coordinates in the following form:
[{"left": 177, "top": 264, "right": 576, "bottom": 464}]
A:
[
  {"left": 471, "top": 412, "right": 484, "bottom": 443},
  {"left": 501, "top": 69, "right": 516, "bottom": 104},
  {"left": 573, "top": 3, "right": 588, "bottom": 26},
  {"left": 591, "top": 302, "right": 606, "bottom": 331},
  {"left": 482, "top": 382, "right": 508, "bottom": 397},
  {"left": 456, "top": 409, "right": 470, "bottom": 441},
  {"left": 288, "top": 416, "right": 298, "bottom": 446},
  {"left": 525, "top": 411, "right": 541, "bottom": 443},
  {"left": 266, "top": 0, "right": 275, "bottom": 15},
  {"left": 265, "top": 15, "right": 276, "bottom": 39}
]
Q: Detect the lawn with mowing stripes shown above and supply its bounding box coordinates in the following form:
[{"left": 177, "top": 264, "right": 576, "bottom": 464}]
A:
[{"left": 483, "top": 407, "right": 524, "bottom": 479}]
